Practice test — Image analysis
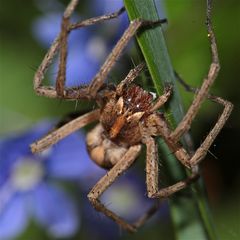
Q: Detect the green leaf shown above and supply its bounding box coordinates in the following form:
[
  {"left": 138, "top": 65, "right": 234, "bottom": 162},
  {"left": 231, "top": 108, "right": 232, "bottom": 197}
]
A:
[{"left": 124, "top": 0, "right": 217, "bottom": 239}]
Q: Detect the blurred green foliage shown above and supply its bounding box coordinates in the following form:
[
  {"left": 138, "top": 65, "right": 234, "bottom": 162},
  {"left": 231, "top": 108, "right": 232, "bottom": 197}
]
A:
[{"left": 0, "top": 0, "right": 239, "bottom": 239}]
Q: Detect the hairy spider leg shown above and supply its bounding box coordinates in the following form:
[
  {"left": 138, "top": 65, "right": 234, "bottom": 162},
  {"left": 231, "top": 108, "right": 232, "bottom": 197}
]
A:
[
  {"left": 175, "top": 70, "right": 233, "bottom": 165},
  {"left": 141, "top": 66, "right": 233, "bottom": 198},
  {"left": 143, "top": 134, "right": 199, "bottom": 198},
  {"left": 141, "top": 0, "right": 234, "bottom": 197},
  {"left": 143, "top": 76, "right": 232, "bottom": 198},
  {"left": 33, "top": 0, "right": 125, "bottom": 99},
  {"left": 144, "top": 93, "right": 232, "bottom": 198},
  {"left": 88, "top": 145, "right": 141, "bottom": 233},
  {"left": 56, "top": 1, "right": 125, "bottom": 97},
  {"left": 170, "top": 0, "right": 221, "bottom": 141},
  {"left": 34, "top": 0, "right": 166, "bottom": 100},
  {"left": 31, "top": 109, "right": 100, "bottom": 153},
  {"left": 115, "top": 62, "right": 173, "bottom": 112},
  {"left": 86, "top": 18, "right": 166, "bottom": 98},
  {"left": 87, "top": 139, "right": 173, "bottom": 231},
  {"left": 116, "top": 62, "right": 146, "bottom": 95},
  {"left": 141, "top": 0, "right": 233, "bottom": 199}
]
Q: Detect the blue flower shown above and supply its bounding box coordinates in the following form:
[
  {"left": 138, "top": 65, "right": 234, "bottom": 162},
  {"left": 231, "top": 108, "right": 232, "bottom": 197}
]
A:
[
  {"left": 0, "top": 121, "right": 104, "bottom": 239},
  {"left": 91, "top": 0, "right": 129, "bottom": 43},
  {"left": 32, "top": 0, "right": 128, "bottom": 88}
]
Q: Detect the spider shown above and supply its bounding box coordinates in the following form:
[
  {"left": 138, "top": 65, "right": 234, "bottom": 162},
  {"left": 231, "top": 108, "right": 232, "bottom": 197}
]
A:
[{"left": 30, "top": 0, "right": 233, "bottom": 233}]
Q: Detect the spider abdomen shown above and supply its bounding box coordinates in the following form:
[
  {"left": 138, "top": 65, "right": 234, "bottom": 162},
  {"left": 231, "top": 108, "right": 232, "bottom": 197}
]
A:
[{"left": 86, "top": 124, "right": 128, "bottom": 169}]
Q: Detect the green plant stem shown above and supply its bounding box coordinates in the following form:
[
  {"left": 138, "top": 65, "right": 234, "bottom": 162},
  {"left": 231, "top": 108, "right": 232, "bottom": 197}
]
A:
[{"left": 124, "top": 0, "right": 217, "bottom": 239}]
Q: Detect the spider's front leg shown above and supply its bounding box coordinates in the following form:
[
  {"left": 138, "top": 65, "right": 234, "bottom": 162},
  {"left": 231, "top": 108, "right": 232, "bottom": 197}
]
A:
[
  {"left": 170, "top": 0, "right": 222, "bottom": 142},
  {"left": 34, "top": 0, "right": 166, "bottom": 100},
  {"left": 189, "top": 95, "right": 233, "bottom": 167},
  {"left": 33, "top": 0, "right": 79, "bottom": 99},
  {"left": 174, "top": 72, "right": 233, "bottom": 167},
  {"left": 31, "top": 109, "right": 100, "bottom": 153},
  {"left": 87, "top": 18, "right": 167, "bottom": 98},
  {"left": 87, "top": 145, "right": 142, "bottom": 233},
  {"left": 33, "top": 0, "right": 125, "bottom": 100},
  {"left": 55, "top": 13, "right": 70, "bottom": 97}
]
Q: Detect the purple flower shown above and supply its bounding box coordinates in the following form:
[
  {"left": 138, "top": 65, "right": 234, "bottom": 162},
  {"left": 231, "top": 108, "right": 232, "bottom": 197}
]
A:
[
  {"left": 32, "top": 0, "right": 128, "bottom": 88},
  {"left": 0, "top": 121, "right": 104, "bottom": 239}
]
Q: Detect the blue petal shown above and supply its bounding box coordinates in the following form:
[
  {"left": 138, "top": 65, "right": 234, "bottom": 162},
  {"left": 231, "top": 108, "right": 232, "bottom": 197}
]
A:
[
  {"left": 32, "top": 12, "right": 91, "bottom": 49},
  {"left": 92, "top": 0, "right": 129, "bottom": 42},
  {"left": 0, "top": 121, "right": 53, "bottom": 187},
  {"left": 92, "top": 0, "right": 124, "bottom": 15},
  {"left": 32, "top": 183, "right": 79, "bottom": 238},
  {"left": 0, "top": 194, "right": 28, "bottom": 239},
  {"left": 32, "top": 12, "right": 62, "bottom": 48},
  {"left": 51, "top": 41, "right": 100, "bottom": 87},
  {"left": 33, "top": 12, "right": 98, "bottom": 87},
  {"left": 46, "top": 131, "right": 105, "bottom": 180},
  {"left": 68, "top": 25, "right": 91, "bottom": 47}
]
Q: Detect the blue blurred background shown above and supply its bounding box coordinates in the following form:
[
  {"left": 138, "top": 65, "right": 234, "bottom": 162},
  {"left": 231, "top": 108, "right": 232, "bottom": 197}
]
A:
[{"left": 0, "top": 0, "right": 239, "bottom": 239}]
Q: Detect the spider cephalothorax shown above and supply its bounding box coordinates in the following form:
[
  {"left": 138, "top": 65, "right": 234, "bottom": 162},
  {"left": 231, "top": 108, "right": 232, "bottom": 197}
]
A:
[
  {"left": 101, "top": 84, "right": 154, "bottom": 143},
  {"left": 87, "top": 83, "right": 158, "bottom": 169}
]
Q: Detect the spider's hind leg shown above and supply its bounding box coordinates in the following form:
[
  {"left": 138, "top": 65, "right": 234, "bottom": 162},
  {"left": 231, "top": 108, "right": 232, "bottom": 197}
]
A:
[
  {"left": 143, "top": 134, "right": 199, "bottom": 198},
  {"left": 170, "top": 0, "right": 221, "bottom": 141},
  {"left": 175, "top": 72, "right": 233, "bottom": 167},
  {"left": 87, "top": 145, "right": 142, "bottom": 233},
  {"left": 189, "top": 95, "right": 233, "bottom": 167}
]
